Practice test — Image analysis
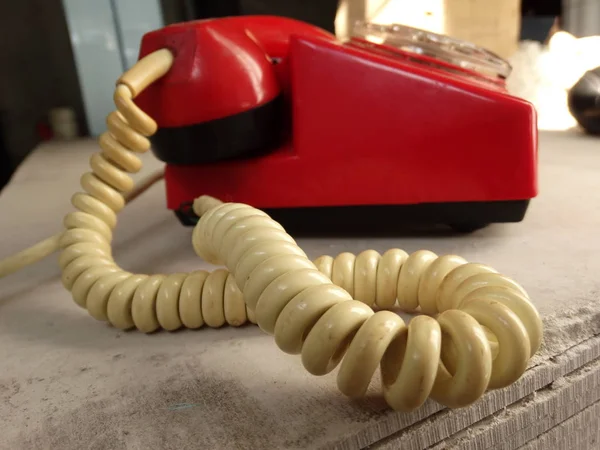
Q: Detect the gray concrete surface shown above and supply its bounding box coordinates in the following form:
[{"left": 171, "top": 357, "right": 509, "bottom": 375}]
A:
[{"left": 0, "top": 131, "right": 599, "bottom": 449}]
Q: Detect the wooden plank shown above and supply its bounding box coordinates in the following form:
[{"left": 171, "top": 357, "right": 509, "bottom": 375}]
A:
[{"left": 443, "top": 0, "right": 521, "bottom": 58}]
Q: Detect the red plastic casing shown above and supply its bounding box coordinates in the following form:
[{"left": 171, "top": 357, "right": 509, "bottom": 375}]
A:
[
  {"left": 135, "top": 16, "right": 334, "bottom": 126},
  {"left": 136, "top": 17, "right": 538, "bottom": 210}
]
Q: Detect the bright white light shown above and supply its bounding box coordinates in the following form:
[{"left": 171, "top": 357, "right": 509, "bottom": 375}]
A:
[{"left": 507, "top": 32, "right": 600, "bottom": 131}]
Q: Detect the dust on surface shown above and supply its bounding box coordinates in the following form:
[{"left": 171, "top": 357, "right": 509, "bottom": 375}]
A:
[
  {"left": 8, "top": 351, "right": 409, "bottom": 450},
  {"left": 14, "top": 367, "right": 285, "bottom": 450},
  {"left": 0, "top": 377, "right": 22, "bottom": 410},
  {"left": 534, "top": 303, "right": 600, "bottom": 364}
]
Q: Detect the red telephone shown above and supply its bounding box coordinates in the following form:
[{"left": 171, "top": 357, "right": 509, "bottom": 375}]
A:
[
  {"left": 135, "top": 16, "right": 538, "bottom": 233},
  {"left": 0, "top": 16, "right": 544, "bottom": 415}
]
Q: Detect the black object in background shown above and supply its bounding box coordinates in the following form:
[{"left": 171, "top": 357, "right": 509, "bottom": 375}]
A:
[
  {"left": 520, "top": 0, "right": 561, "bottom": 42},
  {"left": 184, "top": 0, "right": 339, "bottom": 34},
  {"left": 521, "top": 0, "right": 561, "bottom": 16},
  {"left": 568, "top": 66, "right": 600, "bottom": 136},
  {"left": 0, "top": 112, "right": 14, "bottom": 191}
]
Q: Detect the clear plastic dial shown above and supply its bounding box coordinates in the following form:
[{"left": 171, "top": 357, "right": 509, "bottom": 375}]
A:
[{"left": 352, "top": 21, "right": 512, "bottom": 80}]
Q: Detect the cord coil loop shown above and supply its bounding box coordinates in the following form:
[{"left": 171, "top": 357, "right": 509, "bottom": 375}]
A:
[
  {"left": 191, "top": 201, "right": 542, "bottom": 410},
  {"left": 55, "top": 48, "right": 543, "bottom": 412}
]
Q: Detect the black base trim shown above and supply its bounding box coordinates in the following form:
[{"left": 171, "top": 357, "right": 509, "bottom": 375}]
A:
[
  {"left": 174, "top": 200, "right": 530, "bottom": 235},
  {"left": 150, "top": 95, "right": 286, "bottom": 165}
]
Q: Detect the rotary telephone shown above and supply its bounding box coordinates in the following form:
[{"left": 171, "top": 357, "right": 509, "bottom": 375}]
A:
[{"left": 0, "top": 16, "right": 542, "bottom": 413}]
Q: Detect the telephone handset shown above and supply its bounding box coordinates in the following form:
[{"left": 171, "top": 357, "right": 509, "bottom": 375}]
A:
[
  {"left": 0, "top": 16, "right": 543, "bottom": 414},
  {"left": 134, "top": 16, "right": 335, "bottom": 165}
]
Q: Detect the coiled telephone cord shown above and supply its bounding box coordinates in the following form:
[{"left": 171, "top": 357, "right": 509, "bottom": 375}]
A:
[{"left": 4, "top": 49, "right": 544, "bottom": 412}]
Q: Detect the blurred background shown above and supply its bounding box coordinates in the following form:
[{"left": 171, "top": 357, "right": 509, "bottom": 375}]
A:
[{"left": 0, "top": 0, "right": 598, "bottom": 190}]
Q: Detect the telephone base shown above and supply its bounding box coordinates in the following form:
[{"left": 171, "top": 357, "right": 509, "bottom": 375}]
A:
[{"left": 173, "top": 199, "right": 530, "bottom": 235}]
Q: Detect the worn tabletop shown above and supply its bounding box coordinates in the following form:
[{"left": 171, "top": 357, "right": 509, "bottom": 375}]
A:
[{"left": 1, "top": 131, "right": 599, "bottom": 449}]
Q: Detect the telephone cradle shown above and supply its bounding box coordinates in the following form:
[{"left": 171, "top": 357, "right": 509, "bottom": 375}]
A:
[{"left": 134, "top": 16, "right": 538, "bottom": 233}]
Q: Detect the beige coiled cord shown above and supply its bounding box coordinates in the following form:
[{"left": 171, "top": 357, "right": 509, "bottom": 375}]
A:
[{"left": 4, "top": 48, "right": 544, "bottom": 413}]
